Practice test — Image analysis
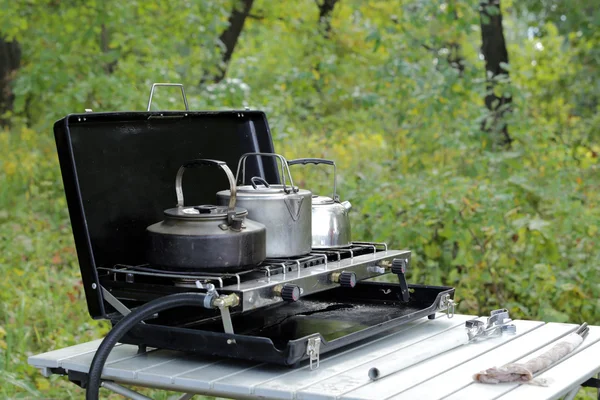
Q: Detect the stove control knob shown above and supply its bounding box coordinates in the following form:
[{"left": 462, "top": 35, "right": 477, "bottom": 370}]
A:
[
  {"left": 331, "top": 271, "right": 356, "bottom": 288},
  {"left": 275, "top": 284, "right": 301, "bottom": 302},
  {"left": 340, "top": 271, "right": 357, "bottom": 288}
]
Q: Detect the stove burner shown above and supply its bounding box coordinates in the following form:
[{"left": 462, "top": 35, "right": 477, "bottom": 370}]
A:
[{"left": 98, "top": 241, "right": 407, "bottom": 314}]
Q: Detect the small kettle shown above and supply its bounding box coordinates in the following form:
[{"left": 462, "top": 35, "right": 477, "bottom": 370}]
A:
[{"left": 287, "top": 158, "right": 352, "bottom": 248}]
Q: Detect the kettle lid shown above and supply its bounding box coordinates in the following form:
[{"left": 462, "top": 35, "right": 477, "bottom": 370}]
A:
[
  {"left": 312, "top": 195, "right": 335, "bottom": 205},
  {"left": 164, "top": 204, "right": 248, "bottom": 220}
]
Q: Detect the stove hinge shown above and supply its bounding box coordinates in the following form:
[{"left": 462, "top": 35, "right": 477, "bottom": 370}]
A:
[{"left": 307, "top": 336, "right": 321, "bottom": 370}]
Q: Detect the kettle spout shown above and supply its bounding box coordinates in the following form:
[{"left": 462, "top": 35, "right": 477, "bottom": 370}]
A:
[{"left": 341, "top": 200, "right": 352, "bottom": 210}]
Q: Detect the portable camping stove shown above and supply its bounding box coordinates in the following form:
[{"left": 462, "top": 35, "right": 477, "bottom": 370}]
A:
[{"left": 51, "top": 84, "right": 456, "bottom": 368}]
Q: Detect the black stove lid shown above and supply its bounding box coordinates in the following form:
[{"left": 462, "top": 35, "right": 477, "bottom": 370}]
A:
[{"left": 54, "top": 110, "right": 279, "bottom": 318}]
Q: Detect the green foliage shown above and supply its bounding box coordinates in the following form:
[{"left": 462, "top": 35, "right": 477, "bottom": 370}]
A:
[
  {"left": 0, "top": 0, "right": 598, "bottom": 398},
  {"left": 0, "top": 0, "right": 235, "bottom": 126}
]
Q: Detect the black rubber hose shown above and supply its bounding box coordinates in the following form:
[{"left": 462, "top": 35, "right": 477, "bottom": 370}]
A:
[{"left": 86, "top": 292, "right": 211, "bottom": 399}]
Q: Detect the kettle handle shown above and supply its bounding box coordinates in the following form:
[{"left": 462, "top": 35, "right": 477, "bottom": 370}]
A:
[
  {"left": 236, "top": 153, "right": 298, "bottom": 194},
  {"left": 175, "top": 159, "right": 238, "bottom": 224},
  {"left": 287, "top": 158, "right": 337, "bottom": 201}
]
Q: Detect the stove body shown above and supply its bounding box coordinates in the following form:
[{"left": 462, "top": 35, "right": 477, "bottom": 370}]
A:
[{"left": 54, "top": 94, "right": 454, "bottom": 367}]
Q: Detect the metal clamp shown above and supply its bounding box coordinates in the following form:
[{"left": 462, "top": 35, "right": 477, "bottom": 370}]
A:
[
  {"left": 147, "top": 83, "right": 189, "bottom": 111},
  {"left": 307, "top": 337, "right": 321, "bottom": 370},
  {"left": 466, "top": 308, "right": 516, "bottom": 342}
]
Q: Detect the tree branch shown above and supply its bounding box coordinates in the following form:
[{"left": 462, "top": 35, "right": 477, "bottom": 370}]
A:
[
  {"left": 206, "top": 0, "right": 255, "bottom": 84},
  {"left": 316, "top": 0, "right": 339, "bottom": 38}
]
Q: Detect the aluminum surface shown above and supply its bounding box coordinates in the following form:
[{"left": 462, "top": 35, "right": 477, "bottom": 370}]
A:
[{"left": 28, "top": 318, "right": 600, "bottom": 399}]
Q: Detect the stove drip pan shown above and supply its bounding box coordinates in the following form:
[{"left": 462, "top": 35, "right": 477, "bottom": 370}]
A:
[{"left": 114, "top": 281, "right": 454, "bottom": 367}]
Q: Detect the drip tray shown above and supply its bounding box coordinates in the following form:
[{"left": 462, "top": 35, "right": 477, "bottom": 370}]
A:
[
  {"left": 251, "top": 301, "right": 425, "bottom": 345},
  {"left": 116, "top": 282, "right": 454, "bottom": 366}
]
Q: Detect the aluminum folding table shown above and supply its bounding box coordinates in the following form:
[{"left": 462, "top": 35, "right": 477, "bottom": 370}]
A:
[{"left": 28, "top": 314, "right": 600, "bottom": 399}]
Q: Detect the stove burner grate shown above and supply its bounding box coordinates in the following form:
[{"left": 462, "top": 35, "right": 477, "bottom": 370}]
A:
[{"left": 98, "top": 241, "right": 389, "bottom": 289}]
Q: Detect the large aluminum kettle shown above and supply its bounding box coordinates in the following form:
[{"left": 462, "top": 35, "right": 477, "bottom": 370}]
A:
[
  {"left": 217, "top": 153, "right": 312, "bottom": 258},
  {"left": 287, "top": 158, "right": 352, "bottom": 248}
]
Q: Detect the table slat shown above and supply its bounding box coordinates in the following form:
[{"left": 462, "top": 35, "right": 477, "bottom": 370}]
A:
[
  {"left": 338, "top": 320, "right": 543, "bottom": 400},
  {"left": 388, "top": 322, "right": 578, "bottom": 399},
  {"left": 254, "top": 315, "right": 473, "bottom": 400},
  {"left": 27, "top": 339, "right": 106, "bottom": 368},
  {"left": 443, "top": 325, "right": 600, "bottom": 400}
]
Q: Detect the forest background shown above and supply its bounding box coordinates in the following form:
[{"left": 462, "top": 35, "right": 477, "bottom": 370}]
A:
[{"left": 0, "top": 0, "right": 598, "bottom": 398}]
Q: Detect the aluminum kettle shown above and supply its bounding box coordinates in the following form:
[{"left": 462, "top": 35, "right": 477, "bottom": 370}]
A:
[
  {"left": 287, "top": 158, "right": 352, "bottom": 248},
  {"left": 217, "top": 153, "right": 313, "bottom": 258},
  {"left": 146, "top": 159, "right": 267, "bottom": 270}
]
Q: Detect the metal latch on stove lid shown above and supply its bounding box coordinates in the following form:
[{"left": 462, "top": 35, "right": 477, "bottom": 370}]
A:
[
  {"left": 438, "top": 293, "right": 457, "bottom": 319},
  {"left": 307, "top": 336, "right": 321, "bottom": 370}
]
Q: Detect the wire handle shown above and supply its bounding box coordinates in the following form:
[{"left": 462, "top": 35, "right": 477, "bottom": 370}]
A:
[
  {"left": 235, "top": 153, "right": 298, "bottom": 194},
  {"left": 147, "top": 83, "right": 189, "bottom": 111},
  {"left": 175, "top": 159, "right": 237, "bottom": 225},
  {"left": 287, "top": 158, "right": 337, "bottom": 201}
]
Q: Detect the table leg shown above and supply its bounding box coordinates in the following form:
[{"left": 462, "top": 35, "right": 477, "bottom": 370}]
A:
[
  {"left": 101, "top": 381, "right": 152, "bottom": 400},
  {"left": 563, "top": 386, "right": 580, "bottom": 400}
]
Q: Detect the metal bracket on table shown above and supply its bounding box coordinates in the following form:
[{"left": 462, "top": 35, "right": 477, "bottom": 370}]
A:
[
  {"left": 466, "top": 308, "right": 516, "bottom": 342},
  {"left": 307, "top": 336, "right": 321, "bottom": 370}
]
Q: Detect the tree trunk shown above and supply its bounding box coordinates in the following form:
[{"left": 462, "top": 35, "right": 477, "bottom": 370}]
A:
[
  {"left": 317, "top": 0, "right": 339, "bottom": 38},
  {"left": 100, "top": 24, "right": 117, "bottom": 74},
  {"left": 211, "top": 0, "right": 254, "bottom": 84},
  {"left": 479, "top": 0, "right": 512, "bottom": 147},
  {"left": 0, "top": 36, "right": 21, "bottom": 126},
  {"left": 313, "top": 0, "right": 339, "bottom": 96}
]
